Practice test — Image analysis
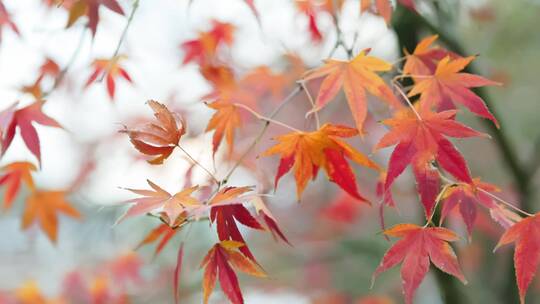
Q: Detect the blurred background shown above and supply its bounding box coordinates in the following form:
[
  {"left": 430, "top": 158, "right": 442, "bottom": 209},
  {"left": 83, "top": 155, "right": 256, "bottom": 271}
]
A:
[{"left": 0, "top": 0, "right": 539, "bottom": 303}]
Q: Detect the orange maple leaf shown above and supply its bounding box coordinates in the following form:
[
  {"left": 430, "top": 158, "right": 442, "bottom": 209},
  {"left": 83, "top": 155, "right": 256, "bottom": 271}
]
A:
[
  {"left": 0, "top": 2, "right": 20, "bottom": 44},
  {"left": 122, "top": 100, "right": 186, "bottom": 164},
  {"left": 302, "top": 49, "right": 402, "bottom": 133},
  {"left": 0, "top": 161, "right": 36, "bottom": 209},
  {"left": 201, "top": 241, "right": 265, "bottom": 304},
  {"left": 205, "top": 101, "right": 242, "bottom": 157},
  {"left": 121, "top": 179, "right": 199, "bottom": 225},
  {"left": 403, "top": 35, "right": 458, "bottom": 78},
  {"left": 181, "top": 21, "right": 235, "bottom": 65},
  {"left": 409, "top": 56, "right": 501, "bottom": 126},
  {"left": 372, "top": 224, "right": 466, "bottom": 304},
  {"left": 360, "top": 0, "right": 416, "bottom": 24},
  {"left": 85, "top": 56, "right": 133, "bottom": 100},
  {"left": 22, "top": 190, "right": 81, "bottom": 243},
  {"left": 66, "top": 0, "right": 124, "bottom": 36},
  {"left": 136, "top": 223, "right": 179, "bottom": 257},
  {"left": 495, "top": 213, "right": 540, "bottom": 304},
  {"left": 263, "top": 123, "right": 380, "bottom": 201}
]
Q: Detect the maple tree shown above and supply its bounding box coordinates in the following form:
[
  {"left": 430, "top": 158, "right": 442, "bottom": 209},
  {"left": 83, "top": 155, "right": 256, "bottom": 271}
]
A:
[{"left": 1, "top": 1, "right": 538, "bottom": 304}]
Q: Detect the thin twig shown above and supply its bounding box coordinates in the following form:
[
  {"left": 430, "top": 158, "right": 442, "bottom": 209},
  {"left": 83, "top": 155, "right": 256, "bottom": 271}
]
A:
[
  {"left": 99, "top": 0, "right": 140, "bottom": 82},
  {"left": 234, "top": 103, "right": 301, "bottom": 132},
  {"left": 392, "top": 81, "right": 421, "bottom": 120},
  {"left": 299, "top": 81, "right": 320, "bottom": 129},
  {"left": 176, "top": 144, "right": 220, "bottom": 185},
  {"left": 222, "top": 85, "right": 303, "bottom": 184},
  {"left": 43, "top": 27, "right": 88, "bottom": 99},
  {"left": 439, "top": 174, "right": 533, "bottom": 217}
]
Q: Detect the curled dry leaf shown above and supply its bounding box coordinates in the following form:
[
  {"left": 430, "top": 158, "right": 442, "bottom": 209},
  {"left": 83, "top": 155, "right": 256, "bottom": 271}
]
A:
[{"left": 122, "top": 100, "right": 186, "bottom": 164}]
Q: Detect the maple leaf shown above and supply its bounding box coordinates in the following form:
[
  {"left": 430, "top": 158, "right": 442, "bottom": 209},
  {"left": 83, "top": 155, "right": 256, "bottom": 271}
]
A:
[
  {"left": 302, "top": 49, "right": 402, "bottom": 133},
  {"left": 409, "top": 56, "right": 501, "bottom": 126},
  {"left": 201, "top": 241, "right": 266, "bottom": 304},
  {"left": 372, "top": 224, "right": 467, "bottom": 304},
  {"left": 205, "top": 101, "right": 241, "bottom": 156},
  {"left": 439, "top": 178, "right": 506, "bottom": 239},
  {"left": 252, "top": 196, "right": 290, "bottom": 244},
  {"left": 0, "top": 1, "right": 20, "bottom": 43},
  {"left": 85, "top": 56, "right": 132, "bottom": 100},
  {"left": 136, "top": 223, "right": 179, "bottom": 257},
  {"left": 37, "top": 57, "right": 61, "bottom": 82},
  {"left": 210, "top": 187, "right": 265, "bottom": 262},
  {"left": 22, "top": 190, "right": 81, "bottom": 243},
  {"left": 122, "top": 179, "right": 199, "bottom": 225},
  {"left": 181, "top": 21, "right": 235, "bottom": 65},
  {"left": 66, "top": 0, "right": 124, "bottom": 37},
  {"left": 402, "top": 35, "right": 459, "bottom": 78},
  {"left": 122, "top": 100, "right": 186, "bottom": 164},
  {"left": 495, "top": 213, "right": 540, "bottom": 304},
  {"left": 360, "top": 0, "right": 416, "bottom": 24},
  {"left": 1, "top": 101, "right": 62, "bottom": 164},
  {"left": 295, "top": 0, "right": 344, "bottom": 43},
  {"left": 375, "top": 107, "right": 486, "bottom": 217},
  {"left": 0, "top": 162, "right": 36, "bottom": 210},
  {"left": 263, "top": 123, "right": 380, "bottom": 201}
]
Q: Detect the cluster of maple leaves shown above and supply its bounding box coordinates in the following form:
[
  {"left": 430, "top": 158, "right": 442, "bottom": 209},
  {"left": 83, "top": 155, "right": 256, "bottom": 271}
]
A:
[{"left": 1, "top": 0, "right": 540, "bottom": 304}]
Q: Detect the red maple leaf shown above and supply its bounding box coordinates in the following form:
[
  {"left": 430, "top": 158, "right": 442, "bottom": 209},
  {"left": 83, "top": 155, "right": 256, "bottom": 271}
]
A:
[
  {"left": 210, "top": 200, "right": 264, "bottom": 262},
  {"left": 201, "top": 241, "right": 265, "bottom": 304},
  {"left": 66, "top": 0, "right": 124, "bottom": 37},
  {"left": 372, "top": 224, "right": 467, "bottom": 304},
  {"left": 0, "top": 1, "right": 20, "bottom": 43},
  {"left": 181, "top": 21, "right": 235, "bottom": 65},
  {"left": 85, "top": 56, "right": 132, "bottom": 100},
  {"left": 440, "top": 178, "right": 508, "bottom": 239},
  {"left": 0, "top": 162, "right": 36, "bottom": 210},
  {"left": 409, "top": 56, "right": 501, "bottom": 126},
  {"left": 375, "top": 107, "right": 486, "bottom": 217},
  {"left": 495, "top": 213, "right": 540, "bottom": 304},
  {"left": 1, "top": 101, "right": 62, "bottom": 164}
]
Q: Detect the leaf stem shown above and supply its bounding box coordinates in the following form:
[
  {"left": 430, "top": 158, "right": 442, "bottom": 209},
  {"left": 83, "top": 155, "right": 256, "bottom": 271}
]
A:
[
  {"left": 298, "top": 81, "right": 320, "bottom": 129},
  {"left": 43, "top": 27, "right": 88, "bottom": 99},
  {"left": 222, "top": 85, "right": 302, "bottom": 184},
  {"left": 234, "top": 103, "right": 301, "bottom": 132},
  {"left": 392, "top": 81, "right": 422, "bottom": 120},
  {"left": 99, "top": 0, "right": 140, "bottom": 82},
  {"left": 175, "top": 144, "right": 220, "bottom": 185}
]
